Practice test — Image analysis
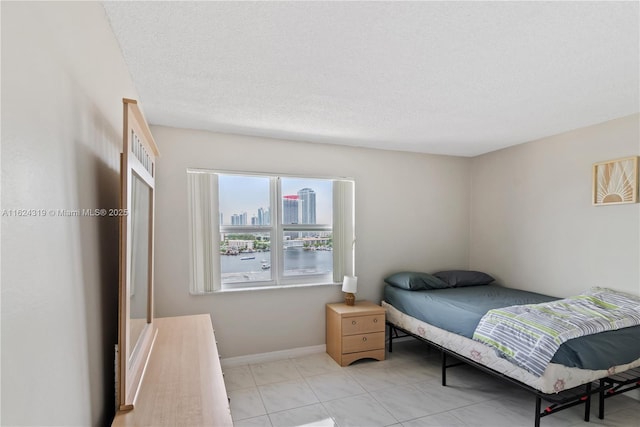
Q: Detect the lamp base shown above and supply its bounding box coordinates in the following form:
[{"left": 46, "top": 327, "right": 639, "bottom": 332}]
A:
[{"left": 344, "top": 292, "right": 355, "bottom": 306}]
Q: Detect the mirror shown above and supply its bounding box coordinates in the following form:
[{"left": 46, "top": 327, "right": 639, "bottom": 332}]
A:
[
  {"left": 117, "top": 99, "right": 159, "bottom": 411},
  {"left": 129, "top": 174, "right": 150, "bottom": 359}
]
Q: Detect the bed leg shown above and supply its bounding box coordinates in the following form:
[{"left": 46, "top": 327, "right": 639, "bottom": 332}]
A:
[
  {"left": 598, "top": 380, "right": 605, "bottom": 420},
  {"left": 534, "top": 396, "right": 541, "bottom": 427},
  {"left": 441, "top": 350, "right": 447, "bottom": 386},
  {"left": 387, "top": 324, "right": 393, "bottom": 353},
  {"left": 584, "top": 383, "right": 591, "bottom": 422}
]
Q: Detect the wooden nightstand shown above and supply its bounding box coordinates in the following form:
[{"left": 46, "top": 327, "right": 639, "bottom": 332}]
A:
[{"left": 326, "top": 301, "right": 386, "bottom": 366}]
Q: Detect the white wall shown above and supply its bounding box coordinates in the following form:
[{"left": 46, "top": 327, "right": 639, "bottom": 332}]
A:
[
  {"left": 152, "top": 126, "right": 471, "bottom": 357},
  {"left": 1, "top": 3, "right": 139, "bottom": 426},
  {"left": 470, "top": 114, "right": 640, "bottom": 298}
]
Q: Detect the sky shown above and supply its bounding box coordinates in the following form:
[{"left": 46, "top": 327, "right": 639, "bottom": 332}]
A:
[{"left": 218, "top": 174, "right": 333, "bottom": 225}]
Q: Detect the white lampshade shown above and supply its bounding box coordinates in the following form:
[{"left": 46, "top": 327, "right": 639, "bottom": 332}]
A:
[{"left": 342, "top": 275, "right": 358, "bottom": 293}]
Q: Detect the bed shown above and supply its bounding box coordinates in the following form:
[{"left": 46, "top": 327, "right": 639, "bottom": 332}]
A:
[{"left": 381, "top": 271, "right": 640, "bottom": 426}]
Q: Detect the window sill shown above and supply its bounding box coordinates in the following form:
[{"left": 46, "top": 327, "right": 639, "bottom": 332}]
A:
[{"left": 191, "top": 281, "right": 341, "bottom": 295}]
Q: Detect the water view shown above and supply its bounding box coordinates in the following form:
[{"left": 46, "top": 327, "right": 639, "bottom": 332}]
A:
[{"left": 221, "top": 247, "right": 332, "bottom": 283}]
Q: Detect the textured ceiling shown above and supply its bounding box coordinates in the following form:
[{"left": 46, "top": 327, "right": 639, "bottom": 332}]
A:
[{"left": 102, "top": 1, "right": 639, "bottom": 157}]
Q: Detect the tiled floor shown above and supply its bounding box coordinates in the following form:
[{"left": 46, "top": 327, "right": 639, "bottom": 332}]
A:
[{"left": 224, "top": 339, "right": 640, "bottom": 427}]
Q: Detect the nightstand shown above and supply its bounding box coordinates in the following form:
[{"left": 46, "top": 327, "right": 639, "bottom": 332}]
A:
[{"left": 326, "top": 301, "right": 386, "bottom": 366}]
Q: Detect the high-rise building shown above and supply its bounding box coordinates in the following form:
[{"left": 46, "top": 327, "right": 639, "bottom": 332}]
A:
[
  {"left": 282, "top": 195, "right": 299, "bottom": 224},
  {"left": 258, "top": 207, "right": 270, "bottom": 225},
  {"left": 297, "top": 188, "right": 316, "bottom": 224},
  {"left": 231, "top": 212, "right": 248, "bottom": 225}
]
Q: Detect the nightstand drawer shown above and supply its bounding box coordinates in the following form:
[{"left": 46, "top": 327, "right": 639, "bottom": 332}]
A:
[
  {"left": 341, "top": 314, "right": 385, "bottom": 335},
  {"left": 342, "top": 332, "right": 384, "bottom": 353}
]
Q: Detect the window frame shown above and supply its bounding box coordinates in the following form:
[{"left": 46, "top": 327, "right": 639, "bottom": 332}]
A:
[{"left": 187, "top": 169, "right": 354, "bottom": 294}]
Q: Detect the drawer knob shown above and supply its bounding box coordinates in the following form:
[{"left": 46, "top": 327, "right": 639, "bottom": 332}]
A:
[
  {"left": 362, "top": 337, "right": 367, "bottom": 342},
  {"left": 352, "top": 320, "right": 357, "bottom": 325},
  {"left": 373, "top": 318, "right": 378, "bottom": 323}
]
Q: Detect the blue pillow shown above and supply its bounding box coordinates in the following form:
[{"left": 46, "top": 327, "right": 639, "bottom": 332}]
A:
[
  {"left": 384, "top": 272, "right": 449, "bottom": 291},
  {"left": 432, "top": 270, "right": 495, "bottom": 287}
]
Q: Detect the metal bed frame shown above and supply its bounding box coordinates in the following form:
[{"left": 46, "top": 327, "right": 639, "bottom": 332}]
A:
[
  {"left": 387, "top": 322, "right": 607, "bottom": 427},
  {"left": 597, "top": 367, "right": 640, "bottom": 420}
]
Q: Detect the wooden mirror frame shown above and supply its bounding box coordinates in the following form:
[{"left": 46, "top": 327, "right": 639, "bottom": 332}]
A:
[{"left": 117, "top": 98, "right": 159, "bottom": 410}]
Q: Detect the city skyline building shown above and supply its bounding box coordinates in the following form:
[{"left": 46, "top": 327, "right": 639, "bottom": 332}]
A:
[
  {"left": 222, "top": 188, "right": 316, "bottom": 227},
  {"left": 258, "top": 207, "right": 270, "bottom": 225},
  {"left": 231, "top": 212, "right": 248, "bottom": 225},
  {"left": 297, "top": 188, "right": 316, "bottom": 224},
  {"left": 283, "top": 195, "right": 299, "bottom": 224}
]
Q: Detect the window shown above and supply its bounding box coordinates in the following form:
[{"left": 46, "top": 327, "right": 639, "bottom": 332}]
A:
[{"left": 187, "top": 170, "right": 355, "bottom": 292}]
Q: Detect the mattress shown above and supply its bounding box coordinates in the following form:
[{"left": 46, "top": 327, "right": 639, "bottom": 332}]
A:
[
  {"left": 383, "top": 285, "right": 640, "bottom": 370},
  {"left": 383, "top": 284, "right": 555, "bottom": 337},
  {"left": 383, "top": 289, "right": 640, "bottom": 394}
]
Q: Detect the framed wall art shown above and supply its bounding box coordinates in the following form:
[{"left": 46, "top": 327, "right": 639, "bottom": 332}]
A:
[{"left": 592, "top": 156, "right": 638, "bottom": 206}]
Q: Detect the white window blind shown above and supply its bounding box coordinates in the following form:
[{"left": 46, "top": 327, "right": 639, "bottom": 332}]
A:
[
  {"left": 332, "top": 179, "right": 355, "bottom": 283},
  {"left": 187, "top": 171, "right": 221, "bottom": 293}
]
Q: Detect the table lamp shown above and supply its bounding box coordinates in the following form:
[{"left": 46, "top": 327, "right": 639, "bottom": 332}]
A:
[{"left": 342, "top": 275, "right": 357, "bottom": 306}]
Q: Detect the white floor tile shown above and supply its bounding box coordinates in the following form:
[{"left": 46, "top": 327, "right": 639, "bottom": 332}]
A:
[
  {"left": 233, "top": 415, "right": 273, "bottom": 427},
  {"left": 371, "top": 384, "right": 440, "bottom": 422},
  {"left": 446, "top": 399, "right": 531, "bottom": 427},
  {"left": 305, "top": 372, "right": 367, "bottom": 402},
  {"left": 579, "top": 403, "right": 640, "bottom": 427},
  {"left": 229, "top": 387, "right": 267, "bottom": 421},
  {"left": 268, "top": 403, "right": 337, "bottom": 427},
  {"left": 251, "top": 359, "right": 302, "bottom": 386},
  {"left": 293, "top": 352, "right": 342, "bottom": 377},
  {"left": 259, "top": 379, "right": 320, "bottom": 413},
  {"left": 597, "top": 394, "right": 640, "bottom": 414},
  {"left": 323, "top": 394, "right": 398, "bottom": 427},
  {"left": 392, "top": 362, "right": 440, "bottom": 385},
  {"left": 224, "top": 364, "right": 256, "bottom": 391},
  {"left": 401, "top": 411, "right": 467, "bottom": 427},
  {"left": 347, "top": 364, "right": 411, "bottom": 392},
  {"left": 410, "top": 377, "right": 491, "bottom": 412}
]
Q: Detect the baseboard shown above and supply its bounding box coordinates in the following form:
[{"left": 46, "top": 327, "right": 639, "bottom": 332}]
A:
[{"left": 221, "top": 344, "right": 326, "bottom": 368}]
